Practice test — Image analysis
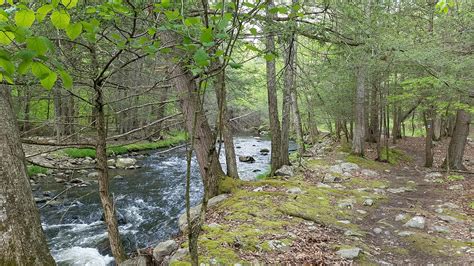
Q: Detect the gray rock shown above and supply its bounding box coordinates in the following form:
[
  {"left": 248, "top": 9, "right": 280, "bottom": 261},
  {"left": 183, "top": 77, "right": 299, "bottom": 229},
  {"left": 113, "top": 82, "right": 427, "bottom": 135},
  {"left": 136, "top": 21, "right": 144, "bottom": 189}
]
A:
[
  {"left": 178, "top": 194, "right": 229, "bottom": 232},
  {"left": 55, "top": 177, "right": 66, "bottom": 183},
  {"left": 373, "top": 228, "right": 383, "bottom": 234},
  {"left": 170, "top": 248, "right": 188, "bottom": 263},
  {"left": 425, "top": 172, "right": 443, "bottom": 179},
  {"left": 329, "top": 164, "right": 344, "bottom": 174},
  {"left": 317, "top": 182, "right": 331, "bottom": 188},
  {"left": 120, "top": 255, "right": 152, "bottom": 266},
  {"left": 356, "top": 210, "right": 367, "bottom": 215},
  {"left": 322, "top": 173, "right": 340, "bottom": 183},
  {"left": 287, "top": 187, "right": 303, "bottom": 194},
  {"left": 403, "top": 216, "right": 425, "bottom": 229},
  {"left": 361, "top": 169, "right": 378, "bottom": 177},
  {"left": 34, "top": 197, "right": 47, "bottom": 203},
  {"left": 332, "top": 183, "right": 346, "bottom": 189},
  {"left": 114, "top": 175, "right": 124, "bottom": 180},
  {"left": 252, "top": 186, "right": 263, "bottom": 192},
  {"left": 153, "top": 240, "right": 178, "bottom": 262},
  {"left": 338, "top": 199, "right": 355, "bottom": 209},
  {"left": 430, "top": 225, "right": 450, "bottom": 233},
  {"left": 107, "top": 159, "right": 115, "bottom": 166},
  {"left": 238, "top": 156, "right": 255, "bottom": 163},
  {"left": 116, "top": 158, "right": 137, "bottom": 169},
  {"left": 395, "top": 213, "right": 407, "bottom": 222},
  {"left": 259, "top": 148, "right": 269, "bottom": 155},
  {"left": 437, "top": 215, "right": 460, "bottom": 223},
  {"left": 267, "top": 240, "right": 290, "bottom": 252},
  {"left": 275, "top": 165, "right": 293, "bottom": 177},
  {"left": 440, "top": 202, "right": 460, "bottom": 209},
  {"left": 87, "top": 172, "right": 99, "bottom": 178},
  {"left": 341, "top": 162, "right": 360, "bottom": 172},
  {"left": 336, "top": 247, "right": 361, "bottom": 259},
  {"left": 363, "top": 198, "right": 374, "bottom": 206},
  {"left": 397, "top": 231, "right": 414, "bottom": 237},
  {"left": 344, "top": 230, "right": 363, "bottom": 237},
  {"left": 448, "top": 184, "right": 463, "bottom": 190}
]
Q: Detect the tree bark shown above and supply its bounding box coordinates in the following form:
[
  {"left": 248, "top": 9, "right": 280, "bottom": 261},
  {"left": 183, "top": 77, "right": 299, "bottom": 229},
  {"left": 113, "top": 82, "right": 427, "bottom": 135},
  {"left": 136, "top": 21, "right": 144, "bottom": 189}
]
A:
[
  {"left": 444, "top": 106, "right": 471, "bottom": 170},
  {"left": 368, "top": 82, "right": 379, "bottom": 143},
  {"left": 423, "top": 108, "right": 434, "bottom": 167},
  {"left": 160, "top": 31, "right": 225, "bottom": 197},
  {"left": 352, "top": 64, "right": 366, "bottom": 156},
  {"left": 266, "top": 0, "right": 283, "bottom": 175},
  {"left": 0, "top": 86, "right": 55, "bottom": 265},
  {"left": 94, "top": 82, "right": 127, "bottom": 263},
  {"left": 215, "top": 69, "right": 239, "bottom": 179}
]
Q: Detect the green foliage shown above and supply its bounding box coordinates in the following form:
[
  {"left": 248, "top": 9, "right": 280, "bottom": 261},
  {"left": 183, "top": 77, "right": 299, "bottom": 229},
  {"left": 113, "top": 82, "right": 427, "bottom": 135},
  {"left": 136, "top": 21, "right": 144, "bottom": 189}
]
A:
[
  {"left": 379, "top": 148, "right": 411, "bottom": 165},
  {"left": 446, "top": 175, "right": 464, "bottom": 182},
  {"left": 63, "top": 132, "right": 187, "bottom": 158},
  {"left": 27, "top": 165, "right": 47, "bottom": 177}
]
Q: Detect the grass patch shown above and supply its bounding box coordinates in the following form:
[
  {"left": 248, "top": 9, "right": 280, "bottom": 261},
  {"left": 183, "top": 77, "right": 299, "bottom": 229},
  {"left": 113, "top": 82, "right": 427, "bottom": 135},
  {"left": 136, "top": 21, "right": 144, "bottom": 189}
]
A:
[
  {"left": 346, "top": 155, "right": 387, "bottom": 171},
  {"left": 63, "top": 131, "right": 187, "bottom": 158},
  {"left": 27, "top": 165, "right": 48, "bottom": 176},
  {"left": 403, "top": 232, "right": 470, "bottom": 256},
  {"left": 255, "top": 168, "right": 270, "bottom": 180},
  {"left": 447, "top": 175, "right": 465, "bottom": 182}
]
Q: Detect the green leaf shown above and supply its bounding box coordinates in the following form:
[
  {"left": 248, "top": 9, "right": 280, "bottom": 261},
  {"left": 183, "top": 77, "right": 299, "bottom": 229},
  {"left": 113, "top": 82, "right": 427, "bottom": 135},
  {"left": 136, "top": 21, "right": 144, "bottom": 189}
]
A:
[
  {"left": 26, "top": 36, "right": 52, "bottom": 56},
  {"left": 18, "top": 60, "right": 32, "bottom": 75},
  {"left": 31, "top": 62, "right": 51, "bottom": 80},
  {"left": 264, "top": 53, "right": 275, "bottom": 61},
  {"left": 40, "top": 71, "right": 57, "bottom": 90},
  {"left": 36, "top": 4, "right": 53, "bottom": 22},
  {"left": 59, "top": 69, "right": 72, "bottom": 88},
  {"left": 0, "top": 58, "right": 14, "bottom": 75},
  {"left": 249, "top": 28, "right": 257, "bottom": 35},
  {"left": 200, "top": 27, "right": 213, "bottom": 44},
  {"left": 66, "top": 23, "right": 82, "bottom": 40},
  {"left": 229, "top": 62, "right": 242, "bottom": 69},
  {"left": 0, "top": 31, "right": 15, "bottom": 45},
  {"left": 193, "top": 48, "right": 210, "bottom": 67},
  {"left": 14, "top": 9, "right": 35, "bottom": 28},
  {"left": 51, "top": 10, "right": 70, "bottom": 29},
  {"left": 184, "top": 17, "right": 200, "bottom": 27},
  {"left": 61, "top": 0, "right": 78, "bottom": 9},
  {"left": 164, "top": 10, "right": 180, "bottom": 20}
]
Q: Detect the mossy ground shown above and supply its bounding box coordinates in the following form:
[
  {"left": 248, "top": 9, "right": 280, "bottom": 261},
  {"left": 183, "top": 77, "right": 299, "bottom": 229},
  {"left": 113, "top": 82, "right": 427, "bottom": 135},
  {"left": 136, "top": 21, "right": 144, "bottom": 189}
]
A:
[
  {"left": 402, "top": 233, "right": 471, "bottom": 256},
  {"left": 27, "top": 165, "right": 47, "bottom": 176}
]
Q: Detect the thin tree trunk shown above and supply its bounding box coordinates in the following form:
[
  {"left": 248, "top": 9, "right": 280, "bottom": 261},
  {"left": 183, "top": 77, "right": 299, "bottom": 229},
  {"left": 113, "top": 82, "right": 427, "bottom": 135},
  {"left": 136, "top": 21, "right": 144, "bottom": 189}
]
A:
[
  {"left": 352, "top": 64, "right": 366, "bottom": 156},
  {"left": 0, "top": 86, "right": 55, "bottom": 265},
  {"left": 266, "top": 0, "right": 282, "bottom": 175},
  {"left": 305, "top": 95, "right": 319, "bottom": 144},
  {"left": 423, "top": 108, "right": 434, "bottom": 168},
  {"left": 281, "top": 47, "right": 292, "bottom": 166},
  {"left": 368, "top": 82, "right": 379, "bottom": 143},
  {"left": 94, "top": 82, "right": 127, "bottom": 263},
  {"left": 216, "top": 69, "right": 239, "bottom": 179}
]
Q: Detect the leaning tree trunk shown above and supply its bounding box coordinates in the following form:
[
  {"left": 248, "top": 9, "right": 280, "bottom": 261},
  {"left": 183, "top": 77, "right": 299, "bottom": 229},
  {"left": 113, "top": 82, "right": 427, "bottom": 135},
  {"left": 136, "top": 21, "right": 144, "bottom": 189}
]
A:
[
  {"left": 352, "top": 64, "right": 366, "bottom": 156},
  {"left": 444, "top": 107, "right": 471, "bottom": 170},
  {"left": 93, "top": 82, "right": 127, "bottom": 263},
  {"left": 266, "top": 0, "right": 283, "bottom": 175},
  {"left": 160, "top": 31, "right": 225, "bottom": 197},
  {"left": 216, "top": 69, "right": 239, "bottom": 179},
  {"left": 0, "top": 86, "right": 55, "bottom": 265}
]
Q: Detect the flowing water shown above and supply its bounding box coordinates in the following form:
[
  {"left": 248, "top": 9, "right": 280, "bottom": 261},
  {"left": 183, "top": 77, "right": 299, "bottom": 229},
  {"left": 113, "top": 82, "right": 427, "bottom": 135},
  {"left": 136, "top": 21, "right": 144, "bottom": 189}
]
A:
[{"left": 36, "top": 136, "right": 295, "bottom": 265}]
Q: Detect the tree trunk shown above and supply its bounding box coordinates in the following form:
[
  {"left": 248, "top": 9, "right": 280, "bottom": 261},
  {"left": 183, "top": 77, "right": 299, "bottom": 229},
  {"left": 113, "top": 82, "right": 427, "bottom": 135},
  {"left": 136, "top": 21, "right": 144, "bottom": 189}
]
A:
[
  {"left": 289, "top": 37, "right": 305, "bottom": 156},
  {"left": 423, "top": 109, "right": 434, "bottom": 168},
  {"left": 94, "top": 82, "right": 127, "bottom": 263},
  {"left": 368, "top": 82, "right": 379, "bottom": 143},
  {"left": 0, "top": 86, "right": 55, "bottom": 265},
  {"left": 444, "top": 107, "right": 471, "bottom": 170},
  {"left": 215, "top": 69, "right": 239, "bottom": 179},
  {"left": 266, "top": 0, "right": 283, "bottom": 175},
  {"left": 160, "top": 31, "right": 225, "bottom": 197},
  {"left": 352, "top": 64, "right": 366, "bottom": 156},
  {"left": 280, "top": 44, "right": 292, "bottom": 166},
  {"left": 305, "top": 95, "right": 319, "bottom": 144}
]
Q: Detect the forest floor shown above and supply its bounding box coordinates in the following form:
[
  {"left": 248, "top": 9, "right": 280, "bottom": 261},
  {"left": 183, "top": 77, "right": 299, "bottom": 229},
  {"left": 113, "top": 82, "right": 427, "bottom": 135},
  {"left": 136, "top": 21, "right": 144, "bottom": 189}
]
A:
[{"left": 168, "top": 137, "right": 473, "bottom": 265}]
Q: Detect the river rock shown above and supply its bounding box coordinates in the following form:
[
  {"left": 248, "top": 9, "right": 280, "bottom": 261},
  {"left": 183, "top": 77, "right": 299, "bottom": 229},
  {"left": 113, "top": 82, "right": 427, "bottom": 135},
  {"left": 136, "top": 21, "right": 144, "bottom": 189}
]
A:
[
  {"left": 275, "top": 165, "right": 293, "bottom": 177},
  {"left": 404, "top": 216, "right": 425, "bottom": 229},
  {"left": 55, "top": 177, "right": 66, "bottom": 183},
  {"left": 178, "top": 194, "right": 229, "bottom": 232},
  {"left": 107, "top": 159, "right": 115, "bottom": 166},
  {"left": 260, "top": 148, "right": 270, "bottom": 155},
  {"left": 336, "top": 247, "right": 361, "bottom": 259},
  {"left": 341, "top": 162, "right": 360, "bottom": 172},
  {"left": 120, "top": 255, "right": 152, "bottom": 266},
  {"left": 169, "top": 248, "right": 189, "bottom": 263},
  {"left": 87, "top": 172, "right": 99, "bottom": 179},
  {"left": 116, "top": 158, "right": 137, "bottom": 169},
  {"left": 238, "top": 156, "right": 255, "bottom": 163},
  {"left": 113, "top": 175, "right": 124, "bottom": 180},
  {"left": 153, "top": 240, "right": 178, "bottom": 262}
]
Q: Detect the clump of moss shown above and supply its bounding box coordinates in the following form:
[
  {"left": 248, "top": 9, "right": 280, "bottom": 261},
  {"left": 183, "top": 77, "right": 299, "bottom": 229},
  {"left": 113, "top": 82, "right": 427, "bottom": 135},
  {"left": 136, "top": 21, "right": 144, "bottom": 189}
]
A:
[
  {"left": 379, "top": 147, "right": 411, "bottom": 165},
  {"left": 27, "top": 165, "right": 48, "bottom": 176},
  {"left": 469, "top": 202, "right": 474, "bottom": 210},
  {"left": 338, "top": 143, "right": 352, "bottom": 153},
  {"left": 218, "top": 176, "right": 241, "bottom": 194},
  {"left": 403, "top": 233, "right": 468, "bottom": 256},
  {"left": 346, "top": 155, "right": 387, "bottom": 171},
  {"left": 447, "top": 175, "right": 465, "bottom": 182},
  {"left": 345, "top": 177, "right": 389, "bottom": 190},
  {"left": 307, "top": 158, "right": 330, "bottom": 168}
]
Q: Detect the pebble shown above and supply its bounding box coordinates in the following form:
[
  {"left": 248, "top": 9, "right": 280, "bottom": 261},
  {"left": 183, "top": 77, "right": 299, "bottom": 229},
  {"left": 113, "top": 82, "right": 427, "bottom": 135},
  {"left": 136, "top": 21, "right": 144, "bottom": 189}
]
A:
[
  {"left": 403, "top": 216, "right": 425, "bottom": 229},
  {"left": 395, "top": 213, "right": 407, "bottom": 222},
  {"left": 373, "top": 228, "right": 383, "bottom": 234},
  {"left": 363, "top": 198, "right": 374, "bottom": 206},
  {"left": 336, "top": 247, "right": 361, "bottom": 259},
  {"left": 397, "top": 231, "right": 414, "bottom": 237}
]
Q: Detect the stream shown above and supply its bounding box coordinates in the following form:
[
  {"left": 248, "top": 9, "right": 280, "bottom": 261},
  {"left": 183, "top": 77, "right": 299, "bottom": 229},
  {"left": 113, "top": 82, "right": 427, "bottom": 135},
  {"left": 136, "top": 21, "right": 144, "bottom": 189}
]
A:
[{"left": 36, "top": 136, "right": 295, "bottom": 265}]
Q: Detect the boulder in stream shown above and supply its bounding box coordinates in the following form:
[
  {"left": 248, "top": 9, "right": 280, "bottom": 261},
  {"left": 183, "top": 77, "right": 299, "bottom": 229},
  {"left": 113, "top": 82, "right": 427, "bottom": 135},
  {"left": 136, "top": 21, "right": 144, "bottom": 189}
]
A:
[
  {"left": 238, "top": 156, "right": 255, "bottom": 163},
  {"left": 116, "top": 158, "right": 137, "bottom": 169}
]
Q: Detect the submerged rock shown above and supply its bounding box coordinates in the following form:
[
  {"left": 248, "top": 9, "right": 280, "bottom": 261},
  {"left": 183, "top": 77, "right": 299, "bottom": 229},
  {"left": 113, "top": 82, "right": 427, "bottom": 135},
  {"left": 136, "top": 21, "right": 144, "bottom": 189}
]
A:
[
  {"left": 259, "top": 148, "right": 270, "bottom": 155},
  {"left": 238, "top": 156, "right": 255, "bottom": 163},
  {"left": 275, "top": 165, "right": 293, "bottom": 177},
  {"left": 403, "top": 216, "right": 425, "bottom": 229},
  {"left": 336, "top": 247, "right": 361, "bottom": 259},
  {"left": 153, "top": 240, "right": 178, "bottom": 262}
]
